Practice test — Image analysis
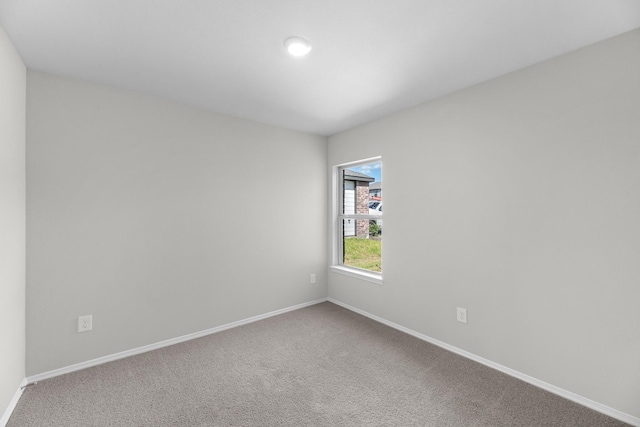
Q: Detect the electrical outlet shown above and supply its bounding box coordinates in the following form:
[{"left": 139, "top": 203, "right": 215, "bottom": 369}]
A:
[
  {"left": 78, "top": 315, "right": 92, "bottom": 333},
  {"left": 310, "top": 273, "right": 316, "bottom": 284},
  {"left": 456, "top": 307, "right": 467, "bottom": 324}
]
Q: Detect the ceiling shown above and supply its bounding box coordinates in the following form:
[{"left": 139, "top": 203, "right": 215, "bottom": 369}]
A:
[{"left": 1, "top": 1, "right": 639, "bottom": 136}]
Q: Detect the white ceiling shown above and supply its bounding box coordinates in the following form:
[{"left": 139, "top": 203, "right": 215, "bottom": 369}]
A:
[{"left": 1, "top": 1, "right": 640, "bottom": 136}]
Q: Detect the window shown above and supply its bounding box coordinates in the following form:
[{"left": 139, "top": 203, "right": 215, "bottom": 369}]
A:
[{"left": 331, "top": 157, "right": 382, "bottom": 284}]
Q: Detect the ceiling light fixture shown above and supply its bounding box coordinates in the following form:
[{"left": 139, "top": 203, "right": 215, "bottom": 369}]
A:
[{"left": 284, "top": 37, "right": 312, "bottom": 57}]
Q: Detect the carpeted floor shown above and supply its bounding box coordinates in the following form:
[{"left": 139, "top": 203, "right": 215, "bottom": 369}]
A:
[{"left": 8, "top": 302, "right": 630, "bottom": 426}]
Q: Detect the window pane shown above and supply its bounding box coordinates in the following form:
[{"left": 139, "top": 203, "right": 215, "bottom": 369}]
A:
[
  {"left": 342, "top": 161, "right": 381, "bottom": 215},
  {"left": 342, "top": 219, "right": 382, "bottom": 272}
]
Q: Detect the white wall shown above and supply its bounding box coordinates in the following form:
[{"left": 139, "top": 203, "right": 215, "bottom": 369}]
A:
[
  {"left": 26, "top": 71, "right": 327, "bottom": 375},
  {"left": 328, "top": 29, "right": 640, "bottom": 419},
  {"left": 0, "top": 24, "right": 26, "bottom": 421}
]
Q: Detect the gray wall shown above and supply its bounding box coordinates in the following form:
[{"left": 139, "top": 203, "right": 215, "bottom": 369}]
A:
[
  {"left": 328, "top": 29, "right": 640, "bottom": 418},
  {"left": 26, "top": 71, "right": 327, "bottom": 375},
  {"left": 0, "top": 24, "right": 26, "bottom": 418}
]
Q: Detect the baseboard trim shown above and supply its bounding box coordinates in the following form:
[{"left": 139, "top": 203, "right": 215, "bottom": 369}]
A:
[
  {"left": 0, "top": 378, "right": 27, "bottom": 427},
  {"left": 327, "top": 298, "right": 640, "bottom": 427},
  {"left": 26, "top": 298, "right": 328, "bottom": 384}
]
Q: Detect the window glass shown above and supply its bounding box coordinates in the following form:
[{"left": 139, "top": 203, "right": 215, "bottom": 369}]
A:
[{"left": 337, "top": 159, "right": 382, "bottom": 275}]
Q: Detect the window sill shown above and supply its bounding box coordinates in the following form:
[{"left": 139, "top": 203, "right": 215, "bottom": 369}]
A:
[{"left": 330, "top": 265, "right": 383, "bottom": 285}]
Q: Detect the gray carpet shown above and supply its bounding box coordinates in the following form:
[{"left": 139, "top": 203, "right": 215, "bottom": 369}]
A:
[{"left": 8, "top": 302, "right": 629, "bottom": 426}]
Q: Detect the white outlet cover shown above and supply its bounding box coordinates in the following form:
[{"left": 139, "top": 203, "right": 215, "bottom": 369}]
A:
[
  {"left": 310, "top": 274, "right": 316, "bottom": 284},
  {"left": 78, "top": 315, "right": 92, "bottom": 332},
  {"left": 457, "top": 308, "right": 467, "bottom": 324}
]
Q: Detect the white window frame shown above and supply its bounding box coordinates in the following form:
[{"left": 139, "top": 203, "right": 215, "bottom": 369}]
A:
[{"left": 330, "top": 156, "right": 383, "bottom": 285}]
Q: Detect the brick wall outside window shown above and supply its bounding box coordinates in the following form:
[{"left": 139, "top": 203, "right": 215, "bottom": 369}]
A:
[{"left": 356, "top": 181, "right": 370, "bottom": 238}]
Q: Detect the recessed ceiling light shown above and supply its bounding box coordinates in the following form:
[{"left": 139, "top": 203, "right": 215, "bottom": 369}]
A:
[{"left": 284, "top": 37, "right": 312, "bottom": 57}]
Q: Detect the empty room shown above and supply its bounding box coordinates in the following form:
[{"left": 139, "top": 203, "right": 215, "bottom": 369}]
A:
[{"left": 1, "top": 1, "right": 639, "bottom": 426}]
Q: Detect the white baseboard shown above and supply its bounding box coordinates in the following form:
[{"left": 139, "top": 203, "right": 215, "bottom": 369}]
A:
[
  {"left": 327, "top": 298, "right": 640, "bottom": 427},
  {"left": 0, "top": 379, "right": 27, "bottom": 427},
  {"left": 26, "top": 298, "right": 328, "bottom": 384}
]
